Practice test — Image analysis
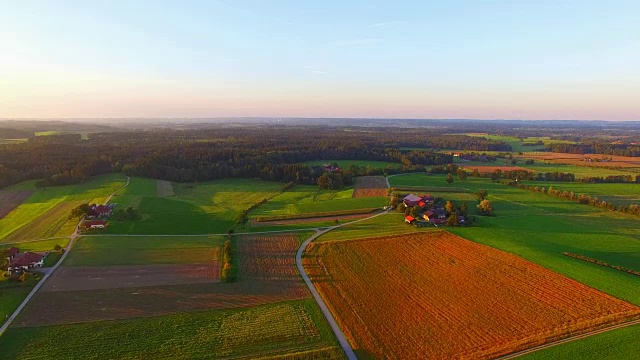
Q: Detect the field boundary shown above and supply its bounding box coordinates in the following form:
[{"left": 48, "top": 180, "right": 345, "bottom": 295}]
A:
[{"left": 496, "top": 318, "right": 640, "bottom": 359}]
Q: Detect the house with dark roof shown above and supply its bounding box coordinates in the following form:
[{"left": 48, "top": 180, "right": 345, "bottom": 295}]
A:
[
  {"left": 6, "top": 247, "right": 19, "bottom": 261},
  {"left": 403, "top": 194, "right": 423, "bottom": 207},
  {"left": 8, "top": 252, "right": 45, "bottom": 274}
]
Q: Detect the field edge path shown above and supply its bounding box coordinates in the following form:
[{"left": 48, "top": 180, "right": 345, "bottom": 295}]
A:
[{"left": 0, "top": 175, "right": 130, "bottom": 336}]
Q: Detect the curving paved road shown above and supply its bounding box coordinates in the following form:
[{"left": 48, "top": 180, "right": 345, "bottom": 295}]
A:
[{"left": 295, "top": 209, "right": 390, "bottom": 360}]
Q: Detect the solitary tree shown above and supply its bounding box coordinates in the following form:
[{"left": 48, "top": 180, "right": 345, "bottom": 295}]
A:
[
  {"left": 446, "top": 173, "right": 454, "bottom": 185},
  {"left": 477, "top": 199, "right": 493, "bottom": 215},
  {"left": 457, "top": 169, "right": 467, "bottom": 182},
  {"left": 476, "top": 189, "right": 488, "bottom": 200},
  {"left": 396, "top": 203, "right": 405, "bottom": 212},
  {"left": 445, "top": 200, "right": 456, "bottom": 215},
  {"left": 459, "top": 202, "right": 468, "bottom": 217},
  {"left": 447, "top": 213, "right": 459, "bottom": 226}
]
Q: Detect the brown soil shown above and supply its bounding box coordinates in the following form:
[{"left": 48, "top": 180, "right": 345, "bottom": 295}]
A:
[
  {"left": 353, "top": 176, "right": 388, "bottom": 198},
  {"left": 15, "top": 234, "right": 310, "bottom": 327},
  {"left": 41, "top": 263, "right": 220, "bottom": 292},
  {"left": 0, "top": 190, "right": 32, "bottom": 220}
]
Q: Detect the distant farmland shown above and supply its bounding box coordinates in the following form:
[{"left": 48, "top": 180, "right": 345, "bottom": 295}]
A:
[{"left": 304, "top": 232, "right": 640, "bottom": 359}]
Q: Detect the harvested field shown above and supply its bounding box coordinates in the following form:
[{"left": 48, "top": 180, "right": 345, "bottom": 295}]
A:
[
  {"left": 303, "top": 232, "right": 640, "bottom": 359},
  {"left": 0, "top": 190, "right": 32, "bottom": 220},
  {"left": 251, "top": 211, "right": 382, "bottom": 226},
  {"left": 16, "top": 234, "right": 309, "bottom": 326},
  {"left": 2, "top": 201, "right": 82, "bottom": 243},
  {"left": 156, "top": 179, "right": 174, "bottom": 197},
  {"left": 521, "top": 152, "right": 640, "bottom": 169},
  {"left": 41, "top": 263, "right": 220, "bottom": 292},
  {"left": 462, "top": 165, "right": 532, "bottom": 173},
  {"left": 352, "top": 176, "right": 388, "bottom": 198}
]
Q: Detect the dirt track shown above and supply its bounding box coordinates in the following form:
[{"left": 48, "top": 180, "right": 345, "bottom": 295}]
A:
[
  {"left": 41, "top": 263, "right": 220, "bottom": 292},
  {"left": 353, "top": 176, "right": 388, "bottom": 198}
]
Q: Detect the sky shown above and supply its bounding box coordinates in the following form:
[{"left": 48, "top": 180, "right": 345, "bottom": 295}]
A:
[{"left": 1, "top": 1, "right": 639, "bottom": 120}]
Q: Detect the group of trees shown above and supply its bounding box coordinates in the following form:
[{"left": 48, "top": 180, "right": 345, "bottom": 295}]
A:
[
  {"left": 547, "top": 142, "right": 640, "bottom": 157},
  {"left": 220, "top": 235, "right": 235, "bottom": 282},
  {"left": 0, "top": 127, "right": 460, "bottom": 190}
]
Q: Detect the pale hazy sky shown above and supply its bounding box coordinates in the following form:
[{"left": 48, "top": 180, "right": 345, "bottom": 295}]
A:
[{"left": 1, "top": 1, "right": 639, "bottom": 120}]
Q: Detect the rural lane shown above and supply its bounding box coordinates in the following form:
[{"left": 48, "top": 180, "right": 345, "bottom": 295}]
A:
[
  {"left": 295, "top": 209, "right": 390, "bottom": 360},
  {"left": 0, "top": 175, "right": 130, "bottom": 336}
]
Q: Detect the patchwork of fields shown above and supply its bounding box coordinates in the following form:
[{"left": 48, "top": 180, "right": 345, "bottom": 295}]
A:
[
  {"left": 2, "top": 233, "right": 344, "bottom": 359},
  {"left": 0, "top": 174, "right": 127, "bottom": 243},
  {"left": 304, "top": 233, "right": 640, "bottom": 359}
]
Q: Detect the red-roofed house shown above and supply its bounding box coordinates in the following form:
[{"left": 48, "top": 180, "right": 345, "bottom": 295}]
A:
[
  {"left": 403, "top": 194, "right": 423, "bottom": 207},
  {"left": 418, "top": 201, "right": 426, "bottom": 208},
  {"left": 6, "top": 247, "right": 19, "bottom": 261},
  {"left": 88, "top": 204, "right": 112, "bottom": 218},
  {"left": 405, "top": 215, "right": 416, "bottom": 224},
  {"left": 82, "top": 220, "right": 108, "bottom": 230},
  {"left": 8, "top": 252, "right": 45, "bottom": 274}
]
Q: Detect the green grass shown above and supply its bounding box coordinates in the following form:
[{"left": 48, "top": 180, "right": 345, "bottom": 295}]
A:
[
  {"left": 0, "top": 174, "right": 127, "bottom": 243},
  {"left": 34, "top": 131, "right": 61, "bottom": 136},
  {"left": 65, "top": 235, "right": 222, "bottom": 266},
  {"left": 0, "top": 273, "right": 42, "bottom": 322},
  {"left": 520, "top": 324, "right": 640, "bottom": 360},
  {"left": 0, "top": 299, "right": 344, "bottom": 360},
  {"left": 517, "top": 162, "right": 639, "bottom": 179},
  {"left": 521, "top": 181, "right": 640, "bottom": 207},
  {"left": 303, "top": 159, "right": 401, "bottom": 169},
  {"left": 316, "top": 213, "right": 437, "bottom": 242},
  {"left": 465, "top": 133, "right": 545, "bottom": 152},
  {"left": 106, "top": 178, "right": 284, "bottom": 235},
  {"left": 250, "top": 185, "right": 387, "bottom": 220},
  {"left": 388, "top": 173, "right": 640, "bottom": 306}
]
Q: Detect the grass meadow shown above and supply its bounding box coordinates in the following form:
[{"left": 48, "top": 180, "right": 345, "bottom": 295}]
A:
[
  {"left": 386, "top": 173, "right": 640, "bottom": 305},
  {"left": 521, "top": 181, "right": 640, "bottom": 207},
  {"left": 520, "top": 324, "right": 640, "bottom": 360},
  {"left": 0, "top": 299, "right": 344, "bottom": 360},
  {"left": 106, "top": 177, "right": 284, "bottom": 234},
  {"left": 517, "top": 162, "right": 639, "bottom": 179},
  {"left": 0, "top": 174, "right": 127, "bottom": 244},
  {"left": 303, "top": 159, "right": 401, "bottom": 169},
  {"left": 250, "top": 184, "right": 387, "bottom": 220},
  {"left": 65, "top": 235, "right": 223, "bottom": 266}
]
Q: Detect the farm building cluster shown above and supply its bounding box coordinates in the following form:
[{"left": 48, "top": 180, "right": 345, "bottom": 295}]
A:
[
  {"left": 80, "top": 203, "right": 116, "bottom": 231},
  {"left": 3, "top": 247, "right": 47, "bottom": 275},
  {"left": 399, "top": 193, "right": 466, "bottom": 227}
]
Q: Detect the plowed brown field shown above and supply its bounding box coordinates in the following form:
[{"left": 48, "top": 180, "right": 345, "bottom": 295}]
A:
[
  {"left": 16, "top": 234, "right": 309, "bottom": 327},
  {"left": 0, "top": 190, "right": 32, "bottom": 219},
  {"left": 303, "top": 232, "right": 640, "bottom": 359},
  {"left": 520, "top": 152, "right": 640, "bottom": 168},
  {"left": 41, "top": 263, "right": 220, "bottom": 292},
  {"left": 353, "top": 176, "right": 388, "bottom": 197}
]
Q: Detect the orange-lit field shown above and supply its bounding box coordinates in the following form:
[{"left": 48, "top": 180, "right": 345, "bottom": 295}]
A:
[
  {"left": 303, "top": 232, "right": 640, "bottom": 359},
  {"left": 461, "top": 165, "right": 531, "bottom": 173},
  {"left": 521, "top": 152, "right": 640, "bottom": 168}
]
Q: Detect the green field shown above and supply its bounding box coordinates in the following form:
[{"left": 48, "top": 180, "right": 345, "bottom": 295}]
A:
[
  {"left": 34, "top": 130, "right": 61, "bottom": 136},
  {"left": 65, "top": 235, "right": 223, "bottom": 266},
  {"left": 316, "top": 212, "right": 437, "bottom": 242},
  {"left": 303, "top": 159, "right": 401, "bottom": 169},
  {"left": 520, "top": 324, "right": 640, "bottom": 360},
  {"left": 0, "top": 299, "right": 344, "bottom": 360},
  {"left": 0, "top": 174, "right": 127, "bottom": 244},
  {"left": 106, "top": 177, "right": 284, "bottom": 235},
  {"left": 388, "top": 173, "right": 640, "bottom": 305},
  {"left": 250, "top": 184, "right": 387, "bottom": 220},
  {"left": 521, "top": 181, "right": 640, "bottom": 207},
  {"left": 465, "top": 133, "right": 545, "bottom": 152},
  {"left": 517, "top": 162, "right": 639, "bottom": 179}
]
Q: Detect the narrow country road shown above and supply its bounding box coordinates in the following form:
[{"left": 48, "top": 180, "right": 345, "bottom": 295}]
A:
[
  {"left": 0, "top": 175, "right": 130, "bottom": 336},
  {"left": 295, "top": 209, "right": 390, "bottom": 360}
]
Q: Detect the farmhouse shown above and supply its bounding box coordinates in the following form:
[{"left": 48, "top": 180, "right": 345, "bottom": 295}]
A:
[
  {"left": 6, "top": 247, "right": 19, "bottom": 261},
  {"left": 87, "top": 204, "right": 114, "bottom": 218},
  {"left": 405, "top": 215, "right": 416, "bottom": 224},
  {"left": 403, "top": 194, "right": 423, "bottom": 207},
  {"left": 8, "top": 251, "right": 46, "bottom": 274},
  {"left": 82, "top": 219, "right": 108, "bottom": 230},
  {"left": 422, "top": 211, "right": 435, "bottom": 221}
]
